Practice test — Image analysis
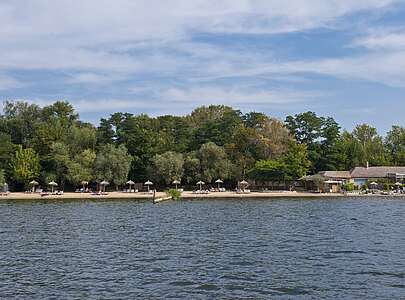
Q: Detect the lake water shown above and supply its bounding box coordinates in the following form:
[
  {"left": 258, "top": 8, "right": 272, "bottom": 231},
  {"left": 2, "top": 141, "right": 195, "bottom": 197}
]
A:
[{"left": 1, "top": 197, "right": 405, "bottom": 299}]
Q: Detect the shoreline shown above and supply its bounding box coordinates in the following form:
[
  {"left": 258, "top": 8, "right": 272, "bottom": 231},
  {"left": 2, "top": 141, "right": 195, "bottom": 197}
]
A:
[{"left": 1, "top": 191, "right": 404, "bottom": 201}]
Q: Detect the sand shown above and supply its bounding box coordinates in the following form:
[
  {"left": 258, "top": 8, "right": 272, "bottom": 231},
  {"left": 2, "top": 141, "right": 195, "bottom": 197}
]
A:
[{"left": 0, "top": 190, "right": 349, "bottom": 201}]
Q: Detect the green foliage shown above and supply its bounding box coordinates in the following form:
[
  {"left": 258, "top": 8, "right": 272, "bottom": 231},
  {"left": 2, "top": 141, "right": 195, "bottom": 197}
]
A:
[
  {"left": 67, "top": 149, "right": 96, "bottom": 185},
  {"left": 151, "top": 151, "right": 184, "bottom": 185},
  {"left": 10, "top": 146, "right": 40, "bottom": 184},
  {"left": 1, "top": 100, "right": 404, "bottom": 191},
  {"left": 198, "top": 142, "right": 231, "bottom": 182},
  {"left": 285, "top": 112, "right": 343, "bottom": 172},
  {"left": 94, "top": 144, "right": 132, "bottom": 188},
  {"left": 385, "top": 125, "right": 405, "bottom": 165},
  {"left": 248, "top": 141, "right": 309, "bottom": 182},
  {"left": 166, "top": 188, "right": 182, "bottom": 200},
  {"left": 343, "top": 182, "right": 355, "bottom": 192},
  {"left": 0, "top": 169, "right": 5, "bottom": 186},
  {"left": 248, "top": 159, "right": 287, "bottom": 181}
]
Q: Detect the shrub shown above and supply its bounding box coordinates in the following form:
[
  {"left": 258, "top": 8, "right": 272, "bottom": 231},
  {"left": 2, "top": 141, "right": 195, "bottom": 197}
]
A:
[
  {"left": 166, "top": 188, "right": 182, "bottom": 200},
  {"left": 343, "top": 182, "right": 355, "bottom": 192}
]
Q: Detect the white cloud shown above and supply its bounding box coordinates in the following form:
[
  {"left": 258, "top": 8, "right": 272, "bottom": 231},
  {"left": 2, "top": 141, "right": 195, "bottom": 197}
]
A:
[
  {"left": 0, "top": 0, "right": 398, "bottom": 73},
  {"left": 161, "top": 86, "right": 321, "bottom": 106}
]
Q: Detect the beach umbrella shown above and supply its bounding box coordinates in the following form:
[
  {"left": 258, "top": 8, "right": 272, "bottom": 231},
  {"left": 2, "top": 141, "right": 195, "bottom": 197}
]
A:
[
  {"left": 144, "top": 180, "right": 153, "bottom": 192},
  {"left": 81, "top": 180, "right": 89, "bottom": 190},
  {"left": 240, "top": 180, "right": 249, "bottom": 186},
  {"left": 29, "top": 180, "right": 39, "bottom": 192},
  {"left": 215, "top": 179, "right": 223, "bottom": 189},
  {"left": 126, "top": 180, "right": 135, "bottom": 190},
  {"left": 48, "top": 181, "right": 58, "bottom": 193},
  {"left": 172, "top": 179, "right": 181, "bottom": 190},
  {"left": 100, "top": 180, "right": 109, "bottom": 192},
  {"left": 196, "top": 180, "right": 205, "bottom": 191},
  {"left": 369, "top": 182, "right": 378, "bottom": 190}
]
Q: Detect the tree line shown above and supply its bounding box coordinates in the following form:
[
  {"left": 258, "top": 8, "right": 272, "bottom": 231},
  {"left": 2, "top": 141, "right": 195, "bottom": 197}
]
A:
[{"left": 0, "top": 101, "right": 404, "bottom": 191}]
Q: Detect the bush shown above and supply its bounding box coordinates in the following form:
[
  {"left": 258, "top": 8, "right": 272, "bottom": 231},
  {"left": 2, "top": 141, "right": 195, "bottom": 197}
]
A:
[
  {"left": 343, "top": 182, "right": 355, "bottom": 192},
  {"left": 166, "top": 189, "right": 182, "bottom": 200}
]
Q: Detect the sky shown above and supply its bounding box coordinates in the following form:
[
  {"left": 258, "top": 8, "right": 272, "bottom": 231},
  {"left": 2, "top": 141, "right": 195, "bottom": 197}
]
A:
[{"left": 1, "top": 0, "right": 405, "bottom": 132}]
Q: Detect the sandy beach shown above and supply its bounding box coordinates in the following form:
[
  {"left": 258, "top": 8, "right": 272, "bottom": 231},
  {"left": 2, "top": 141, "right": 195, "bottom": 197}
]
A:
[{"left": 0, "top": 190, "right": 352, "bottom": 201}]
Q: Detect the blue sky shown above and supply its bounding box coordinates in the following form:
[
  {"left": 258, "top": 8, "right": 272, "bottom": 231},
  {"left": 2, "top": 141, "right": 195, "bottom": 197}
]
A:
[{"left": 1, "top": 0, "right": 405, "bottom": 132}]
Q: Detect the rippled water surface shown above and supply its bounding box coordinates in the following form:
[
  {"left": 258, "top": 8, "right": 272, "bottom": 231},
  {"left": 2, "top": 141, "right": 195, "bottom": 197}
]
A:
[{"left": 1, "top": 197, "right": 405, "bottom": 299}]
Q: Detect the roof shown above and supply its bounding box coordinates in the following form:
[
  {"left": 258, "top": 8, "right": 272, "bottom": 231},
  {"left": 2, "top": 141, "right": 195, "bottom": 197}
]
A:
[
  {"left": 319, "top": 171, "right": 351, "bottom": 179},
  {"left": 350, "top": 167, "right": 405, "bottom": 178}
]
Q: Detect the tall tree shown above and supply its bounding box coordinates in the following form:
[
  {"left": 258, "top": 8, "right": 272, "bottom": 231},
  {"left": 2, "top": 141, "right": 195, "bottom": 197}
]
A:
[
  {"left": 10, "top": 146, "right": 40, "bottom": 185},
  {"left": 198, "top": 142, "right": 231, "bottom": 182},
  {"left": 94, "top": 144, "right": 132, "bottom": 189},
  {"left": 150, "top": 151, "right": 184, "bottom": 185},
  {"left": 385, "top": 126, "right": 405, "bottom": 166}
]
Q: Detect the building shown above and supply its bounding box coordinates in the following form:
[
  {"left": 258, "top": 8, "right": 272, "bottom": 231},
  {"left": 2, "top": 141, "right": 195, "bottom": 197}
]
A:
[
  {"left": 350, "top": 166, "right": 405, "bottom": 186},
  {"left": 300, "top": 171, "right": 351, "bottom": 193},
  {"left": 301, "top": 166, "right": 405, "bottom": 192}
]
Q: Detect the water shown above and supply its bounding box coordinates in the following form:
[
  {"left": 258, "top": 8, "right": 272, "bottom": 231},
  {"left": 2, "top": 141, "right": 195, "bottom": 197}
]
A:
[{"left": 1, "top": 197, "right": 405, "bottom": 299}]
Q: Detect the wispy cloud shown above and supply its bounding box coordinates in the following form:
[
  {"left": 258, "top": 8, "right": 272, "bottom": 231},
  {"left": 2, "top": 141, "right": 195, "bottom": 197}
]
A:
[{"left": 0, "top": 0, "right": 404, "bottom": 130}]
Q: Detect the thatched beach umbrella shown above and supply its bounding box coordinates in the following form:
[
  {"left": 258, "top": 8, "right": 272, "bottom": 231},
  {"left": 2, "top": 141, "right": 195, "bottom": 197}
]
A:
[
  {"left": 172, "top": 179, "right": 181, "bottom": 190},
  {"left": 215, "top": 179, "right": 223, "bottom": 189},
  {"left": 144, "top": 180, "right": 153, "bottom": 192},
  {"left": 29, "top": 180, "right": 39, "bottom": 192},
  {"left": 100, "top": 180, "right": 109, "bottom": 192},
  {"left": 239, "top": 180, "right": 249, "bottom": 186},
  {"left": 81, "top": 180, "right": 89, "bottom": 191},
  {"left": 48, "top": 181, "right": 58, "bottom": 193},
  {"left": 126, "top": 180, "right": 135, "bottom": 191},
  {"left": 196, "top": 180, "right": 205, "bottom": 191}
]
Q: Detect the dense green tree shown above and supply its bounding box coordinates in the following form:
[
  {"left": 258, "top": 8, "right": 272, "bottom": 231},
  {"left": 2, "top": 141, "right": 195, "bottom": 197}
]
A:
[
  {"left": 183, "top": 152, "right": 201, "bottom": 184},
  {"left": 352, "top": 124, "right": 389, "bottom": 166},
  {"left": 248, "top": 141, "right": 309, "bottom": 182},
  {"left": 385, "top": 126, "right": 405, "bottom": 165},
  {"left": 198, "top": 142, "right": 231, "bottom": 182},
  {"left": 10, "top": 146, "right": 40, "bottom": 185},
  {"left": 67, "top": 149, "right": 96, "bottom": 186},
  {"left": 0, "top": 169, "right": 5, "bottom": 187},
  {"left": 0, "top": 133, "right": 15, "bottom": 175},
  {"left": 189, "top": 105, "right": 243, "bottom": 148},
  {"left": 248, "top": 160, "right": 287, "bottom": 182},
  {"left": 1, "top": 100, "right": 404, "bottom": 191},
  {"left": 285, "top": 112, "right": 343, "bottom": 172},
  {"left": 49, "top": 142, "right": 71, "bottom": 187},
  {"left": 94, "top": 144, "right": 132, "bottom": 189},
  {"left": 151, "top": 151, "right": 184, "bottom": 185}
]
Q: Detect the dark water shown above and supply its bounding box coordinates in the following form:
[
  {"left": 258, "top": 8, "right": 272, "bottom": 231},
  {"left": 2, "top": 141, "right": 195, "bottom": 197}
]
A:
[{"left": 1, "top": 197, "right": 405, "bottom": 299}]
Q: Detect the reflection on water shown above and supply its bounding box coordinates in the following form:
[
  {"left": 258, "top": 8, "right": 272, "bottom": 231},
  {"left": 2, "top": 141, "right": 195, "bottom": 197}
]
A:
[{"left": 0, "top": 197, "right": 405, "bottom": 299}]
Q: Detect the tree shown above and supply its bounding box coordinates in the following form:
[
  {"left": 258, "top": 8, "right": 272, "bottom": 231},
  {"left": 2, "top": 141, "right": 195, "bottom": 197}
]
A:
[
  {"left": 282, "top": 142, "right": 310, "bottom": 180},
  {"left": 151, "top": 151, "right": 184, "bottom": 185},
  {"left": 352, "top": 124, "right": 389, "bottom": 166},
  {"left": 0, "top": 133, "right": 15, "bottom": 175},
  {"left": 10, "top": 146, "right": 40, "bottom": 185},
  {"left": 248, "top": 159, "right": 287, "bottom": 182},
  {"left": 385, "top": 126, "right": 405, "bottom": 165},
  {"left": 183, "top": 152, "right": 201, "bottom": 184},
  {"left": 198, "top": 142, "right": 231, "bottom": 182},
  {"left": 49, "top": 142, "right": 71, "bottom": 187},
  {"left": 67, "top": 149, "right": 96, "bottom": 186},
  {"left": 285, "top": 112, "right": 343, "bottom": 172},
  {"left": 94, "top": 144, "right": 132, "bottom": 189},
  {"left": 0, "top": 169, "right": 5, "bottom": 187}
]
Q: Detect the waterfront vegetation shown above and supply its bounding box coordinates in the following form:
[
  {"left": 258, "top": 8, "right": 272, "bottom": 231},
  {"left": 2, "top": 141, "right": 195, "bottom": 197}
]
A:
[
  {"left": 166, "top": 189, "right": 182, "bottom": 200},
  {"left": 0, "top": 101, "right": 404, "bottom": 191}
]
